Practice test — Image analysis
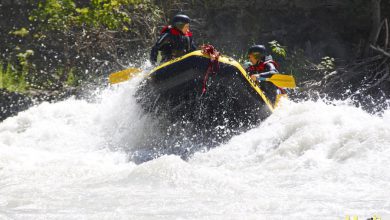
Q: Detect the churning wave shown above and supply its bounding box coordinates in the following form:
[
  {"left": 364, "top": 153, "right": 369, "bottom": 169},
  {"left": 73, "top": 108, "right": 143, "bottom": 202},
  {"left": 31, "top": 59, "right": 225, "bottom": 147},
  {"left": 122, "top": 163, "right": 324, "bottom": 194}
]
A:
[{"left": 1, "top": 78, "right": 389, "bottom": 219}]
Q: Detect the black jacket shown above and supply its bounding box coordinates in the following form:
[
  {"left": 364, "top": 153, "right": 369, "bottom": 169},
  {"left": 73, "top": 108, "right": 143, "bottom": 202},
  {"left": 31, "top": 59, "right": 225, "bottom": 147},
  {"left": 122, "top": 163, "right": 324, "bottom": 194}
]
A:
[{"left": 150, "top": 26, "right": 196, "bottom": 64}]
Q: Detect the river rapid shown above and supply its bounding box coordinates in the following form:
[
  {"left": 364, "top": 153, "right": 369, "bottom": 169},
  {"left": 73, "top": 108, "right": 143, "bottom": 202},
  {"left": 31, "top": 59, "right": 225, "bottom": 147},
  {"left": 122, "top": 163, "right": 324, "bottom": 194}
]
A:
[{"left": 1, "top": 78, "right": 390, "bottom": 219}]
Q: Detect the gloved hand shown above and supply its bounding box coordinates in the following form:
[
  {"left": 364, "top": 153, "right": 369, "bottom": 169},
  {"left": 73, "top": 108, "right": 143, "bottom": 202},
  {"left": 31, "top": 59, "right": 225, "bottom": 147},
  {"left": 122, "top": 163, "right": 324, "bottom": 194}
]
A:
[
  {"left": 250, "top": 74, "right": 267, "bottom": 82},
  {"left": 250, "top": 74, "right": 259, "bottom": 81}
]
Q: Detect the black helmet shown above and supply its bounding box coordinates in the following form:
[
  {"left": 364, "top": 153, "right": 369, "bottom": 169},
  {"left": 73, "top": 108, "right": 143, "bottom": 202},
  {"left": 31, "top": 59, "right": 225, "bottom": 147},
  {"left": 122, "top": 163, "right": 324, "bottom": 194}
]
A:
[
  {"left": 248, "top": 45, "right": 267, "bottom": 55},
  {"left": 172, "top": 14, "right": 191, "bottom": 24}
]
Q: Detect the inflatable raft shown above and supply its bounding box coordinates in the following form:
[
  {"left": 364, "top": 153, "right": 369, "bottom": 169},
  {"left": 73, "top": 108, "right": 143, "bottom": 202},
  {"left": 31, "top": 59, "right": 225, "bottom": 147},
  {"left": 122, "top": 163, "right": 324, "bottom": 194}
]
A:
[{"left": 136, "top": 50, "right": 287, "bottom": 131}]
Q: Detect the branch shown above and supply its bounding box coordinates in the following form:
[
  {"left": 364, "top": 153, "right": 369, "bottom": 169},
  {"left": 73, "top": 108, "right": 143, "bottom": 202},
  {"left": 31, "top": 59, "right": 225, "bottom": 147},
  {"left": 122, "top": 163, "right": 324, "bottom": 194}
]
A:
[
  {"left": 365, "top": 67, "right": 389, "bottom": 89},
  {"left": 365, "top": 0, "right": 382, "bottom": 56},
  {"left": 375, "top": 19, "right": 386, "bottom": 44},
  {"left": 385, "top": 18, "right": 389, "bottom": 50},
  {"left": 370, "top": 45, "right": 390, "bottom": 57},
  {"left": 374, "top": 18, "right": 389, "bottom": 50}
]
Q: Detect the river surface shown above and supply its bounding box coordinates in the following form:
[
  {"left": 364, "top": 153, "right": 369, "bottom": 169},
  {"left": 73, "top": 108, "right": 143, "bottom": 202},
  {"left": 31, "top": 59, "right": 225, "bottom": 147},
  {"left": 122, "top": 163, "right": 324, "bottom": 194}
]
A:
[{"left": 1, "top": 78, "right": 389, "bottom": 219}]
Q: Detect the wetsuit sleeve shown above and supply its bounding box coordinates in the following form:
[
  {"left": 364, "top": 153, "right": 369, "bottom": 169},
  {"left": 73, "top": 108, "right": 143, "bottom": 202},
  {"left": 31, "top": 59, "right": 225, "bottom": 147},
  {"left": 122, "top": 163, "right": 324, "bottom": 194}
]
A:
[
  {"left": 150, "top": 33, "right": 170, "bottom": 64},
  {"left": 190, "top": 37, "right": 197, "bottom": 51},
  {"left": 258, "top": 63, "right": 279, "bottom": 78},
  {"left": 150, "top": 46, "right": 158, "bottom": 64}
]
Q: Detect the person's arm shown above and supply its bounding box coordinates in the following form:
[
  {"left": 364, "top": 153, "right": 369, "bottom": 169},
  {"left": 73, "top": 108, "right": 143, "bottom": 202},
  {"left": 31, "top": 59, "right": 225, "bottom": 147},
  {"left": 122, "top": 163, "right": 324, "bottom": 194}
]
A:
[
  {"left": 259, "top": 62, "right": 278, "bottom": 77},
  {"left": 150, "top": 33, "right": 170, "bottom": 64},
  {"left": 190, "top": 37, "right": 197, "bottom": 51},
  {"left": 250, "top": 63, "right": 279, "bottom": 81}
]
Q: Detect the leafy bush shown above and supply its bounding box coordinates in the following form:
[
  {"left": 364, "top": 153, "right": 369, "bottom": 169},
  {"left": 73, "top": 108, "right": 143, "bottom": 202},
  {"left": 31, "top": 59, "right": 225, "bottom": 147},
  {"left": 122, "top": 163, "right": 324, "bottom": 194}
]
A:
[
  {"left": 9, "top": 28, "right": 30, "bottom": 37},
  {"left": 30, "top": 0, "right": 142, "bottom": 31},
  {"left": 318, "top": 56, "right": 335, "bottom": 72},
  {"left": 268, "top": 40, "right": 287, "bottom": 58},
  {"left": 24, "top": 0, "right": 162, "bottom": 88},
  {"left": 0, "top": 62, "right": 28, "bottom": 93}
]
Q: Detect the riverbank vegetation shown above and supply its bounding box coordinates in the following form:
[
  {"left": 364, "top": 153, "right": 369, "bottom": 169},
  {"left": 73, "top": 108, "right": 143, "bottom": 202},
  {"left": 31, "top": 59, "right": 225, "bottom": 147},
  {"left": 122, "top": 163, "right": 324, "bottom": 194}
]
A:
[{"left": 0, "top": 0, "right": 389, "bottom": 117}]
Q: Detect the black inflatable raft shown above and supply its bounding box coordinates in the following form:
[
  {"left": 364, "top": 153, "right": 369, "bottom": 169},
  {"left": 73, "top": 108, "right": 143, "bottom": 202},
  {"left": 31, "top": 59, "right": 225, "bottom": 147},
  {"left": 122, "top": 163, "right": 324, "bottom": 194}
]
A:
[
  {"left": 129, "top": 50, "right": 289, "bottom": 161},
  {"left": 136, "top": 50, "right": 285, "bottom": 130}
]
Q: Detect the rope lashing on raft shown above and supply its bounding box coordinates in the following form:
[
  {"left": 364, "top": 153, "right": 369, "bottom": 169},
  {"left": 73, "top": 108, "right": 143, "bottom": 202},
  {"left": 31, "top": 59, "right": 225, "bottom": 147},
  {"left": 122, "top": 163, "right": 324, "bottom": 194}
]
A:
[{"left": 201, "top": 44, "right": 220, "bottom": 94}]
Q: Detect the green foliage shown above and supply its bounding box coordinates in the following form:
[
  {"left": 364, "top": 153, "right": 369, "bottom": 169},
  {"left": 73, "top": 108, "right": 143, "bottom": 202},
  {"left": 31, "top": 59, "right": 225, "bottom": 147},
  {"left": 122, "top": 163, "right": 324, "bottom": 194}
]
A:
[
  {"left": 0, "top": 62, "right": 28, "bottom": 93},
  {"left": 48, "top": 67, "right": 79, "bottom": 87},
  {"left": 30, "top": 0, "right": 145, "bottom": 31},
  {"left": 21, "top": 0, "right": 163, "bottom": 91},
  {"left": 66, "top": 70, "right": 77, "bottom": 86},
  {"left": 29, "top": 0, "right": 76, "bottom": 30},
  {"left": 317, "top": 56, "right": 335, "bottom": 72},
  {"left": 9, "top": 28, "right": 30, "bottom": 37},
  {"left": 268, "top": 40, "right": 286, "bottom": 58},
  {"left": 17, "top": 50, "right": 35, "bottom": 70}
]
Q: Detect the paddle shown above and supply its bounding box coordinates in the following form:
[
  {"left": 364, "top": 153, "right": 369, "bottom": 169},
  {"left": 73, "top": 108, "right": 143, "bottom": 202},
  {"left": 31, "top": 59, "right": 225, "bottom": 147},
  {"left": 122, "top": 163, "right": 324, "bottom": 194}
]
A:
[
  {"left": 108, "top": 67, "right": 142, "bottom": 84},
  {"left": 257, "top": 74, "right": 296, "bottom": 88}
]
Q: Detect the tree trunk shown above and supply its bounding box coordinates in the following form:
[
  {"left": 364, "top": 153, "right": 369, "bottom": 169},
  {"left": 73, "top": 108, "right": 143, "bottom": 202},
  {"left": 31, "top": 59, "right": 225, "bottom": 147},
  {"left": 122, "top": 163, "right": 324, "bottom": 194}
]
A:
[{"left": 364, "top": 0, "right": 382, "bottom": 57}]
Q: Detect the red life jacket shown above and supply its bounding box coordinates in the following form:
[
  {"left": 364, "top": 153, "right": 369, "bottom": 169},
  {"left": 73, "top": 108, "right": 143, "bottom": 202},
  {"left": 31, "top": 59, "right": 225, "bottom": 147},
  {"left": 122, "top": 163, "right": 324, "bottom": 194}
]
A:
[
  {"left": 160, "top": 25, "right": 193, "bottom": 37},
  {"left": 248, "top": 60, "right": 279, "bottom": 73},
  {"left": 248, "top": 59, "right": 286, "bottom": 93}
]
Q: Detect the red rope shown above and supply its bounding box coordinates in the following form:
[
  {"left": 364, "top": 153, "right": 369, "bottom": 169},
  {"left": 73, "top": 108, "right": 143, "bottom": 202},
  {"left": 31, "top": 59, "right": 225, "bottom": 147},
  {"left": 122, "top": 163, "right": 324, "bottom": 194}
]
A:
[{"left": 201, "top": 44, "right": 220, "bottom": 94}]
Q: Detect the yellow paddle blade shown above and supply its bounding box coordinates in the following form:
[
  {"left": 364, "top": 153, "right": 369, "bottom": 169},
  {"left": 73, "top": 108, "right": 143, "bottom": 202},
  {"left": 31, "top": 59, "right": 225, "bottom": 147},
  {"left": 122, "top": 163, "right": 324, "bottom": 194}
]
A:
[
  {"left": 266, "top": 74, "right": 296, "bottom": 88},
  {"left": 108, "top": 68, "right": 142, "bottom": 84}
]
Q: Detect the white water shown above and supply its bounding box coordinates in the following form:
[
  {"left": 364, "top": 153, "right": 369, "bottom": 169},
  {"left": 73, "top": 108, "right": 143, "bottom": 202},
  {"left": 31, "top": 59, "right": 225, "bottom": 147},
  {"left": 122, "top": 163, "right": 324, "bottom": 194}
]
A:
[{"left": 1, "top": 78, "right": 390, "bottom": 220}]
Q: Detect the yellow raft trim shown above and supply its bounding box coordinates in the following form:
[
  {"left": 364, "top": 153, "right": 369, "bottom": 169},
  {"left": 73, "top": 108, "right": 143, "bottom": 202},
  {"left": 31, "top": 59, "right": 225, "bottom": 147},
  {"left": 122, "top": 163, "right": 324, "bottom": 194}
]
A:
[{"left": 150, "top": 50, "right": 277, "bottom": 112}]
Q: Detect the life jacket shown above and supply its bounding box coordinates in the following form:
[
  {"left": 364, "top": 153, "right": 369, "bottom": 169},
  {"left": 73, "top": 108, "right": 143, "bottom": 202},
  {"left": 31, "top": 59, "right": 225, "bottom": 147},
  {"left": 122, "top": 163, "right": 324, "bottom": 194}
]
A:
[
  {"left": 160, "top": 25, "right": 193, "bottom": 37},
  {"left": 247, "top": 60, "right": 279, "bottom": 73},
  {"left": 158, "top": 25, "right": 194, "bottom": 59},
  {"left": 247, "top": 59, "right": 286, "bottom": 94}
]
